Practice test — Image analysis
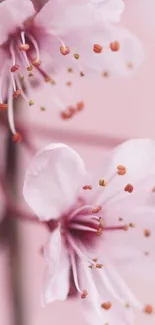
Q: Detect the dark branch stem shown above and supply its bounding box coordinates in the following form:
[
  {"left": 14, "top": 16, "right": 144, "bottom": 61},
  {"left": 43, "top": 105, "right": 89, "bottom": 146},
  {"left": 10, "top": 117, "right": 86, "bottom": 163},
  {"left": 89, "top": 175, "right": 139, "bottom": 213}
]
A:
[{"left": 1, "top": 132, "right": 25, "bottom": 325}]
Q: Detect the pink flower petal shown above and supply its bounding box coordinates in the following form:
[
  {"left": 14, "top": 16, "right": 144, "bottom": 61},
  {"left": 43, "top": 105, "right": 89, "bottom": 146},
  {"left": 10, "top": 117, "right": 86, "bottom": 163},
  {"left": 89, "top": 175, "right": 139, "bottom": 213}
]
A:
[
  {"left": 89, "top": 0, "right": 125, "bottom": 23},
  {"left": 91, "top": 138, "right": 155, "bottom": 294},
  {"left": 42, "top": 228, "right": 70, "bottom": 304},
  {"left": 95, "top": 138, "right": 155, "bottom": 208},
  {"left": 58, "top": 24, "right": 144, "bottom": 77},
  {"left": 0, "top": 0, "right": 35, "bottom": 45},
  {"left": 78, "top": 262, "right": 134, "bottom": 325},
  {"left": 34, "top": 24, "right": 144, "bottom": 81},
  {"left": 101, "top": 205, "right": 155, "bottom": 277},
  {"left": 35, "top": 0, "right": 124, "bottom": 33},
  {"left": 23, "top": 143, "right": 86, "bottom": 221},
  {"left": 85, "top": 299, "right": 134, "bottom": 325}
]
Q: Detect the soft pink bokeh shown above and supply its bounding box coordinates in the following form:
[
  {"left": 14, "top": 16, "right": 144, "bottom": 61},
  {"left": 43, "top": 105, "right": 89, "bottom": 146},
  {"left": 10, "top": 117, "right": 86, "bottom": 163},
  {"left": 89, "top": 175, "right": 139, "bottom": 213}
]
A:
[{"left": 0, "top": 0, "right": 155, "bottom": 324}]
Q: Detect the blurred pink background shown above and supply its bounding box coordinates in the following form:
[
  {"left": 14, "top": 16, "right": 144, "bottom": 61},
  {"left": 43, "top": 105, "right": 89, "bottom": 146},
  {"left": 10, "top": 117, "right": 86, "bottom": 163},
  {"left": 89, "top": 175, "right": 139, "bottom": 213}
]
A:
[{"left": 0, "top": 0, "right": 155, "bottom": 324}]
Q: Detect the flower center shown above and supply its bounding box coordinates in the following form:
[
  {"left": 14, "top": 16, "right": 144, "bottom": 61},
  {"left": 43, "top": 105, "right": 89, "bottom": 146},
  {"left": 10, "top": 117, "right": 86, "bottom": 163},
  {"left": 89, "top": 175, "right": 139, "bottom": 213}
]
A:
[
  {"left": 0, "top": 28, "right": 50, "bottom": 139},
  {"left": 0, "top": 26, "right": 85, "bottom": 138}
]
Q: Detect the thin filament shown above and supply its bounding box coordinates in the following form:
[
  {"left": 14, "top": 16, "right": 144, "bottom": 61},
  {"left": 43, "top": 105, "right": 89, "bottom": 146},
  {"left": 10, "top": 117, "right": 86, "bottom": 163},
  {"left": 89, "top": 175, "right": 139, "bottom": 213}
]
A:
[
  {"left": 26, "top": 33, "right": 40, "bottom": 62},
  {"left": 67, "top": 234, "right": 93, "bottom": 264},
  {"left": 69, "top": 205, "right": 95, "bottom": 221},
  {"left": 8, "top": 79, "right": 16, "bottom": 134},
  {"left": 20, "top": 32, "right": 31, "bottom": 67},
  {"left": 104, "top": 263, "right": 143, "bottom": 309},
  {"left": 0, "top": 66, "right": 7, "bottom": 103},
  {"left": 10, "top": 42, "right": 16, "bottom": 66},
  {"left": 69, "top": 223, "right": 97, "bottom": 232},
  {"left": 70, "top": 250, "right": 82, "bottom": 294}
]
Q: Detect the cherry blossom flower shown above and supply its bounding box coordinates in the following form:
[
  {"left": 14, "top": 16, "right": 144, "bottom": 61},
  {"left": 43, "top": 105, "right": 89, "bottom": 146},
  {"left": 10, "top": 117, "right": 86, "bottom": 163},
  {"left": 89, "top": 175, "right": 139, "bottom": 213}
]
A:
[
  {"left": 0, "top": 0, "right": 143, "bottom": 138},
  {"left": 23, "top": 139, "right": 155, "bottom": 324}
]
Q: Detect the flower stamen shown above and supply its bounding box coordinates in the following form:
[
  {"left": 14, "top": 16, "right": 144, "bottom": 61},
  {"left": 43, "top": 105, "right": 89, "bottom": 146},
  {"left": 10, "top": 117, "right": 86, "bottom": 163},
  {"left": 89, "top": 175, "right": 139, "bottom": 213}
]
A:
[
  {"left": 11, "top": 65, "right": 19, "bottom": 73},
  {"left": 13, "top": 89, "right": 22, "bottom": 98},
  {"left": 60, "top": 45, "right": 70, "bottom": 55},
  {"left": 69, "top": 223, "right": 97, "bottom": 232},
  {"left": 67, "top": 234, "right": 93, "bottom": 264},
  {"left": 83, "top": 185, "right": 92, "bottom": 190},
  {"left": 144, "top": 229, "right": 151, "bottom": 237},
  {"left": 0, "top": 103, "right": 8, "bottom": 110},
  {"left": 19, "top": 43, "right": 30, "bottom": 51},
  {"left": 144, "top": 305, "right": 153, "bottom": 314},
  {"left": 110, "top": 41, "right": 120, "bottom": 52},
  {"left": 81, "top": 289, "right": 88, "bottom": 299},
  {"left": 93, "top": 44, "right": 103, "bottom": 53},
  {"left": 99, "top": 179, "right": 107, "bottom": 187},
  {"left": 92, "top": 206, "right": 102, "bottom": 213},
  {"left": 8, "top": 80, "right": 17, "bottom": 136},
  {"left": 25, "top": 33, "right": 41, "bottom": 64},
  {"left": 70, "top": 250, "right": 88, "bottom": 299},
  {"left": 124, "top": 184, "right": 134, "bottom": 193},
  {"left": 13, "top": 132, "right": 22, "bottom": 143},
  {"left": 101, "top": 302, "right": 112, "bottom": 310},
  {"left": 117, "top": 165, "right": 127, "bottom": 175},
  {"left": 96, "top": 263, "right": 104, "bottom": 269}
]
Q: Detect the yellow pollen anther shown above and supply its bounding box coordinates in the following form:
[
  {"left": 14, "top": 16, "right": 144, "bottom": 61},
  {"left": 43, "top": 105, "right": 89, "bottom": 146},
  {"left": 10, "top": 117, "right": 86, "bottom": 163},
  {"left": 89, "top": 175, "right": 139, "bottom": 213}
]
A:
[
  {"left": 10, "top": 64, "right": 19, "bottom": 72},
  {"left": 99, "top": 179, "right": 107, "bottom": 187},
  {"left": 68, "top": 67, "right": 73, "bottom": 73},
  {"left": 28, "top": 72, "right": 34, "bottom": 77},
  {"left": 93, "top": 258, "right": 98, "bottom": 263},
  {"left": 32, "top": 58, "right": 41, "bottom": 66},
  {"left": 12, "top": 132, "right": 22, "bottom": 143},
  {"left": 66, "top": 81, "right": 72, "bottom": 86},
  {"left": 74, "top": 53, "right": 80, "bottom": 60},
  {"left": 126, "top": 62, "right": 133, "bottom": 69},
  {"left": 144, "top": 229, "right": 151, "bottom": 237},
  {"left": 88, "top": 264, "right": 95, "bottom": 269},
  {"left": 129, "top": 223, "right": 135, "bottom": 228},
  {"left": 101, "top": 302, "right": 112, "bottom": 310},
  {"left": 0, "top": 103, "right": 8, "bottom": 110},
  {"left": 99, "top": 217, "right": 104, "bottom": 228},
  {"left": 61, "top": 110, "right": 73, "bottom": 120},
  {"left": 68, "top": 107, "right": 75, "bottom": 115},
  {"left": 51, "top": 79, "right": 56, "bottom": 85},
  {"left": 96, "top": 263, "right": 104, "bottom": 269},
  {"left": 102, "top": 71, "right": 109, "bottom": 78},
  {"left": 44, "top": 76, "right": 51, "bottom": 83},
  {"left": 93, "top": 44, "right": 103, "bottom": 53},
  {"left": 124, "top": 184, "right": 134, "bottom": 193},
  {"left": 96, "top": 227, "right": 103, "bottom": 236},
  {"left": 117, "top": 165, "right": 127, "bottom": 175},
  {"left": 144, "top": 305, "right": 153, "bottom": 314},
  {"left": 13, "top": 89, "right": 22, "bottom": 98},
  {"left": 29, "top": 100, "right": 35, "bottom": 106},
  {"left": 76, "top": 101, "right": 84, "bottom": 111},
  {"left": 60, "top": 45, "right": 70, "bottom": 55},
  {"left": 27, "top": 65, "right": 33, "bottom": 72},
  {"left": 110, "top": 41, "right": 120, "bottom": 52},
  {"left": 80, "top": 71, "right": 85, "bottom": 77},
  {"left": 83, "top": 185, "right": 92, "bottom": 190},
  {"left": 19, "top": 43, "right": 30, "bottom": 51},
  {"left": 124, "top": 225, "right": 129, "bottom": 231},
  {"left": 92, "top": 206, "right": 101, "bottom": 213},
  {"left": 45, "top": 77, "right": 55, "bottom": 85},
  {"left": 81, "top": 289, "right": 88, "bottom": 299},
  {"left": 40, "top": 106, "right": 46, "bottom": 111}
]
